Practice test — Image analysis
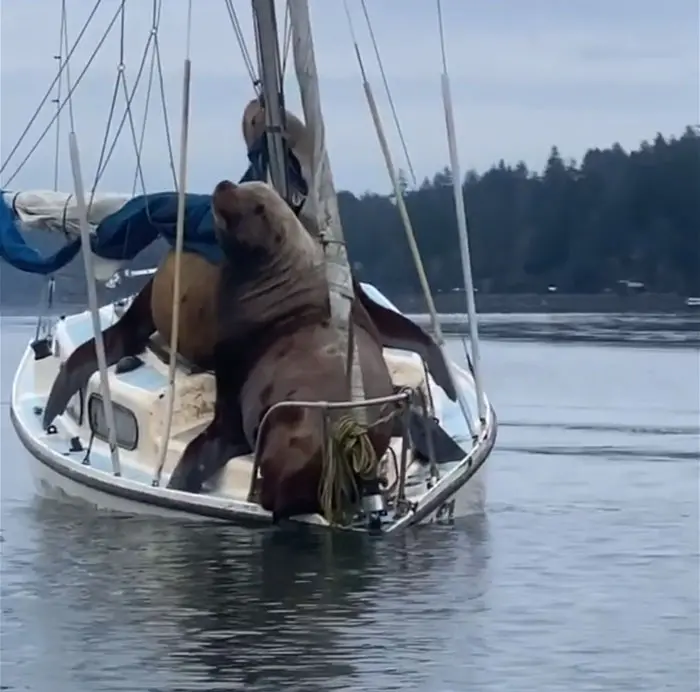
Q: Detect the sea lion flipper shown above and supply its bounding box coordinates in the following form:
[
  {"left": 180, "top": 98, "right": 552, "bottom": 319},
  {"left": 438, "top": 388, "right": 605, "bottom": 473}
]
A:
[
  {"left": 42, "top": 280, "right": 156, "bottom": 429},
  {"left": 355, "top": 282, "right": 457, "bottom": 402},
  {"left": 167, "top": 355, "right": 252, "bottom": 494},
  {"left": 407, "top": 410, "right": 466, "bottom": 464},
  {"left": 167, "top": 429, "right": 251, "bottom": 493}
]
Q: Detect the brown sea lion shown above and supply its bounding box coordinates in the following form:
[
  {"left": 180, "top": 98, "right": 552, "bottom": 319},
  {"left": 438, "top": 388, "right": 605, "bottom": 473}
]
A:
[
  {"left": 42, "top": 236, "right": 455, "bottom": 442},
  {"left": 42, "top": 95, "right": 458, "bottom": 459},
  {"left": 150, "top": 250, "right": 220, "bottom": 366},
  {"left": 242, "top": 98, "right": 311, "bottom": 161},
  {"left": 40, "top": 249, "right": 222, "bottom": 429},
  {"left": 139, "top": 99, "right": 308, "bottom": 366},
  {"left": 241, "top": 97, "right": 456, "bottom": 398},
  {"left": 173, "top": 179, "right": 394, "bottom": 521},
  {"left": 43, "top": 217, "right": 455, "bottom": 432},
  {"left": 242, "top": 97, "right": 317, "bottom": 233}
]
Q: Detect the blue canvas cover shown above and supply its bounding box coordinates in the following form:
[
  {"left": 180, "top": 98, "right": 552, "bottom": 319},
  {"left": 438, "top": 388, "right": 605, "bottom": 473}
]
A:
[{"left": 0, "top": 135, "right": 308, "bottom": 275}]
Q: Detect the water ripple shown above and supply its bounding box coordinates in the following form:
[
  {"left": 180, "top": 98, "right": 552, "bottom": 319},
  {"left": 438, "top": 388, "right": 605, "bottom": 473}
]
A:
[{"left": 1, "top": 315, "right": 698, "bottom": 691}]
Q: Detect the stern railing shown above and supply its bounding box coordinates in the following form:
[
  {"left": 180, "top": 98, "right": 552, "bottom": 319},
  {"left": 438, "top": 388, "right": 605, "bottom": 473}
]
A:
[{"left": 246, "top": 385, "right": 442, "bottom": 525}]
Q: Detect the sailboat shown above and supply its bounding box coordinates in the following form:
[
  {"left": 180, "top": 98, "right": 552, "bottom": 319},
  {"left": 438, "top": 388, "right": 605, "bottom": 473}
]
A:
[{"left": 1, "top": 0, "right": 497, "bottom": 533}]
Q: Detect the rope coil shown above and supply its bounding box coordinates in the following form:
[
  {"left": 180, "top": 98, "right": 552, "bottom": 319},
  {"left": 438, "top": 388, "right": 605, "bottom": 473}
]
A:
[{"left": 318, "top": 404, "right": 399, "bottom": 526}]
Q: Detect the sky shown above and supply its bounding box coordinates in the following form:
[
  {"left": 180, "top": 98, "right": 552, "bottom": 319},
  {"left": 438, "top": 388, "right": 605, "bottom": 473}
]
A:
[{"left": 0, "top": 0, "right": 698, "bottom": 196}]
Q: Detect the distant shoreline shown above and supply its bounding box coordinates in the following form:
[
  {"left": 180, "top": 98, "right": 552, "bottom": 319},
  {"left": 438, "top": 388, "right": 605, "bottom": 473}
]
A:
[
  {"left": 1, "top": 291, "right": 697, "bottom": 318},
  {"left": 391, "top": 292, "right": 699, "bottom": 316}
]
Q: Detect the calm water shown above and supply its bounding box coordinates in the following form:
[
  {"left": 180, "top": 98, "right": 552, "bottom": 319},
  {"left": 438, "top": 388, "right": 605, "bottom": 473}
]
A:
[{"left": 0, "top": 313, "right": 698, "bottom": 691}]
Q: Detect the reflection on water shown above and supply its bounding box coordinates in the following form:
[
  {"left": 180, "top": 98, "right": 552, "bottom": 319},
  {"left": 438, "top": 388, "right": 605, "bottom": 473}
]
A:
[
  {"left": 2, "top": 498, "right": 490, "bottom": 691},
  {"left": 0, "top": 313, "right": 698, "bottom": 691}
]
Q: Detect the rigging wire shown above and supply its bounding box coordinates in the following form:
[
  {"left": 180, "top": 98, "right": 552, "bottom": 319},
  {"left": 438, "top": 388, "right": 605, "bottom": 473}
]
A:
[
  {"left": 62, "top": 0, "right": 77, "bottom": 134},
  {"left": 342, "top": 4, "right": 368, "bottom": 85},
  {"left": 89, "top": 0, "right": 167, "bottom": 200},
  {"left": 52, "top": 0, "right": 68, "bottom": 191},
  {"left": 436, "top": 0, "right": 448, "bottom": 74},
  {"left": 184, "top": 0, "right": 193, "bottom": 57},
  {"left": 3, "top": 3, "right": 123, "bottom": 188},
  {"left": 153, "top": 0, "right": 195, "bottom": 486},
  {"left": 152, "top": 5, "right": 178, "bottom": 189},
  {"left": 42, "top": 1, "right": 70, "bottom": 344},
  {"left": 90, "top": 17, "right": 124, "bottom": 199},
  {"left": 6, "top": 0, "right": 175, "bottom": 194},
  {"left": 90, "top": 0, "right": 155, "bottom": 291},
  {"left": 358, "top": 0, "right": 417, "bottom": 187},
  {"left": 281, "top": 2, "right": 293, "bottom": 81},
  {"left": 116, "top": 9, "right": 150, "bottom": 197},
  {"left": 223, "top": 0, "right": 259, "bottom": 90},
  {"left": 342, "top": 0, "right": 477, "bottom": 437},
  {"left": 131, "top": 0, "right": 162, "bottom": 195},
  {"left": 435, "top": 0, "right": 487, "bottom": 425},
  {"left": 6, "top": 0, "right": 257, "bottom": 191},
  {"left": 0, "top": 0, "right": 104, "bottom": 181}
]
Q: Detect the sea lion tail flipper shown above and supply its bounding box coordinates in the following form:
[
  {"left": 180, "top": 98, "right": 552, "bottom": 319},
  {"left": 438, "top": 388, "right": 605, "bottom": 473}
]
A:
[
  {"left": 42, "top": 281, "right": 156, "bottom": 429},
  {"left": 407, "top": 410, "right": 466, "bottom": 464},
  {"left": 356, "top": 283, "right": 457, "bottom": 402}
]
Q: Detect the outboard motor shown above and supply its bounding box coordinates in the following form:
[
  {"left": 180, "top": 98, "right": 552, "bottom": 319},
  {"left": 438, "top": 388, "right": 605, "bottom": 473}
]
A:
[{"left": 360, "top": 476, "right": 386, "bottom": 532}]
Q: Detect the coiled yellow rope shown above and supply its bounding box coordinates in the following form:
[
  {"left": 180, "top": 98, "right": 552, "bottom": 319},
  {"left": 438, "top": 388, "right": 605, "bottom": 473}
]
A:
[{"left": 318, "top": 408, "right": 397, "bottom": 526}]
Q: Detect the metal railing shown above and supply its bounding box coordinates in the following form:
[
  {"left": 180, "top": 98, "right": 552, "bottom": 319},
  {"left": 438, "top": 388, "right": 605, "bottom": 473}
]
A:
[{"left": 245, "top": 384, "right": 439, "bottom": 521}]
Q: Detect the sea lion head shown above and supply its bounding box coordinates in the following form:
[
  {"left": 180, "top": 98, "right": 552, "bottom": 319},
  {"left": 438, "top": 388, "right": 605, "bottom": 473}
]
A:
[
  {"left": 241, "top": 98, "right": 313, "bottom": 205},
  {"left": 241, "top": 98, "right": 310, "bottom": 156},
  {"left": 211, "top": 179, "right": 320, "bottom": 265}
]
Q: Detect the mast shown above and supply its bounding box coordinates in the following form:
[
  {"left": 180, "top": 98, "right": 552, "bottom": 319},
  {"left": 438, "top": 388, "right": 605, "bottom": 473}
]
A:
[
  {"left": 253, "top": 0, "right": 367, "bottom": 414},
  {"left": 436, "top": 0, "right": 486, "bottom": 426},
  {"left": 251, "top": 0, "right": 289, "bottom": 200}
]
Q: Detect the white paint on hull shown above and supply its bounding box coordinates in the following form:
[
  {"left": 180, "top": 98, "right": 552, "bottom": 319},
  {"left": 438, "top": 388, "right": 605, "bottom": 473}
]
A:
[{"left": 11, "top": 297, "right": 497, "bottom": 534}]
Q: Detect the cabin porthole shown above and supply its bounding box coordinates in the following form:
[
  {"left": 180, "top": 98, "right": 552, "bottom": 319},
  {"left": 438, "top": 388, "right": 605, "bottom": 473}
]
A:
[{"left": 87, "top": 394, "right": 139, "bottom": 451}]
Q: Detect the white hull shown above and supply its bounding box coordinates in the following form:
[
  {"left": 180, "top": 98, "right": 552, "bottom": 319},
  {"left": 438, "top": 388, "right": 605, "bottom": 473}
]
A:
[
  {"left": 24, "top": 433, "right": 488, "bottom": 527},
  {"left": 11, "top": 296, "right": 497, "bottom": 533}
]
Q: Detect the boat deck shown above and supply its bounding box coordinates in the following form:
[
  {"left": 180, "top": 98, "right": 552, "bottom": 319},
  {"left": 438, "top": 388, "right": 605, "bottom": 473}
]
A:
[{"left": 11, "top": 304, "right": 496, "bottom": 532}]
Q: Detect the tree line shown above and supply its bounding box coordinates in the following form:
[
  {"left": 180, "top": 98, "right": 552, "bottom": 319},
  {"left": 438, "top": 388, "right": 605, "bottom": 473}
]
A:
[
  {"left": 2, "top": 126, "right": 697, "bottom": 309},
  {"left": 341, "top": 126, "right": 699, "bottom": 298}
]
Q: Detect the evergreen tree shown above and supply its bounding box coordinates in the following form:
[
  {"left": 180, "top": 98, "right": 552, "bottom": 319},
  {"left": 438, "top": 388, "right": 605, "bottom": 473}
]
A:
[{"left": 3, "top": 127, "right": 698, "bottom": 306}]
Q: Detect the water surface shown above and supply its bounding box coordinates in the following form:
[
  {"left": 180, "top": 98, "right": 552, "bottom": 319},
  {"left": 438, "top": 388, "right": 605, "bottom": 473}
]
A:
[{"left": 1, "top": 313, "right": 698, "bottom": 691}]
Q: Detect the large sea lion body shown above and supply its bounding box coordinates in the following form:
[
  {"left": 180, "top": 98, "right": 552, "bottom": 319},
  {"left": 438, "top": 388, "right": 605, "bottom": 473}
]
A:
[
  {"left": 41, "top": 233, "right": 456, "bottom": 432},
  {"left": 41, "top": 97, "right": 462, "bottom": 509},
  {"left": 172, "top": 179, "right": 394, "bottom": 521},
  {"left": 150, "top": 250, "right": 220, "bottom": 367},
  {"left": 40, "top": 249, "right": 221, "bottom": 428},
  {"left": 146, "top": 97, "right": 310, "bottom": 367},
  {"left": 243, "top": 315, "right": 394, "bottom": 518},
  {"left": 42, "top": 210, "right": 456, "bottom": 431},
  {"left": 242, "top": 98, "right": 457, "bottom": 399},
  {"left": 151, "top": 243, "right": 455, "bottom": 396}
]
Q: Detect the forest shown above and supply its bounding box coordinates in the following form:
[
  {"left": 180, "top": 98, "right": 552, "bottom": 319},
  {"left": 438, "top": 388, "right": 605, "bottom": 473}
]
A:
[
  {"left": 1, "top": 126, "right": 698, "bottom": 309},
  {"left": 342, "top": 126, "right": 699, "bottom": 298}
]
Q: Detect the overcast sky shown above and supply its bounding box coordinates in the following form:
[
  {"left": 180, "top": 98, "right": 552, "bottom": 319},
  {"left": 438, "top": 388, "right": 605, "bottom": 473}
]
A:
[{"left": 1, "top": 0, "right": 698, "bottom": 195}]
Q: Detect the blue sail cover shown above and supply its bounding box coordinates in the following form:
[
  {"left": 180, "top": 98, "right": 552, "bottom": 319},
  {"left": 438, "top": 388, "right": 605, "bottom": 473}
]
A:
[{"left": 0, "top": 135, "right": 308, "bottom": 276}]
